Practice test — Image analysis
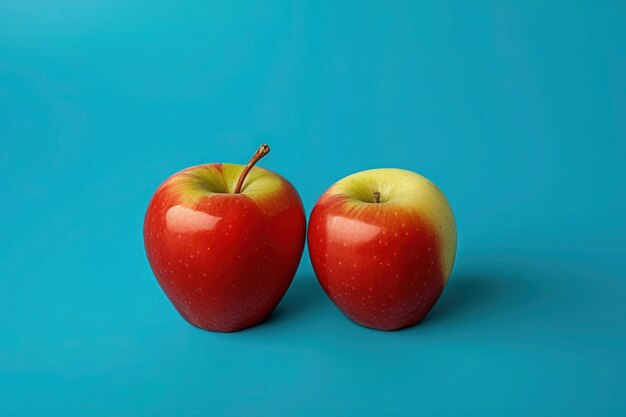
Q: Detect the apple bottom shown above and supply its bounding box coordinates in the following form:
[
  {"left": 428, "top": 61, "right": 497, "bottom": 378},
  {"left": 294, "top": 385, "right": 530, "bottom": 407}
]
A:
[
  {"left": 321, "top": 274, "right": 444, "bottom": 330},
  {"left": 152, "top": 243, "right": 300, "bottom": 333},
  {"left": 169, "top": 294, "right": 286, "bottom": 333}
]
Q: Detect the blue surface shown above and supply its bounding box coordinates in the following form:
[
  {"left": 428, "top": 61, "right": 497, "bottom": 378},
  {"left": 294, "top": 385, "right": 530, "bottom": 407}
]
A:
[{"left": 1, "top": 1, "right": 625, "bottom": 416}]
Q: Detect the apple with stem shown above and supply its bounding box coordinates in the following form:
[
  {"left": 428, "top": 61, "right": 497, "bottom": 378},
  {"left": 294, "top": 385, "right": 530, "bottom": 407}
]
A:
[
  {"left": 308, "top": 168, "right": 456, "bottom": 330},
  {"left": 144, "top": 145, "right": 306, "bottom": 332}
]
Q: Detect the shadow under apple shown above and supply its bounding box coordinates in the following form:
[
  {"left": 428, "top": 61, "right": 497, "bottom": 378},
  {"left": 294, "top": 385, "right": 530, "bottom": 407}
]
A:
[{"left": 424, "top": 269, "right": 540, "bottom": 326}]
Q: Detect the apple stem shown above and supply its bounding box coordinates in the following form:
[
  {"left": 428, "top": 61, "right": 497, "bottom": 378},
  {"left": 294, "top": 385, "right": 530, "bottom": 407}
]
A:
[
  {"left": 372, "top": 191, "right": 381, "bottom": 203},
  {"left": 234, "top": 144, "right": 270, "bottom": 194}
]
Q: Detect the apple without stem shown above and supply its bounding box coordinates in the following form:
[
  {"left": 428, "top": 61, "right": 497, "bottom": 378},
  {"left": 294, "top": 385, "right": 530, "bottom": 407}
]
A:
[
  {"left": 144, "top": 145, "right": 306, "bottom": 332},
  {"left": 308, "top": 168, "right": 456, "bottom": 330}
]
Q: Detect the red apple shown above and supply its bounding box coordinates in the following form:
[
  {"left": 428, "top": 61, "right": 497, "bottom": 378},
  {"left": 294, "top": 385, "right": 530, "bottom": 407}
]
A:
[
  {"left": 144, "top": 145, "right": 306, "bottom": 332},
  {"left": 308, "top": 168, "right": 456, "bottom": 330}
]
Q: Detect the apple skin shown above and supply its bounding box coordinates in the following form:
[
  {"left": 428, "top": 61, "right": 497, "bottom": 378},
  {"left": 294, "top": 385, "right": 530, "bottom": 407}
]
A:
[
  {"left": 144, "top": 163, "right": 306, "bottom": 332},
  {"left": 308, "top": 168, "right": 456, "bottom": 331}
]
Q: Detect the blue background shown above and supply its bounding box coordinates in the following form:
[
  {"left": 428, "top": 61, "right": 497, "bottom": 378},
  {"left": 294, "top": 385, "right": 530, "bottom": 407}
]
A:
[{"left": 1, "top": 1, "right": 625, "bottom": 416}]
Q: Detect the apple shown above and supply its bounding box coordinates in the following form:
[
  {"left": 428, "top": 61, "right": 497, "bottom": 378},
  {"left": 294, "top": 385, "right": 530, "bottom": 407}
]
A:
[
  {"left": 307, "top": 168, "right": 456, "bottom": 330},
  {"left": 144, "top": 145, "right": 306, "bottom": 332}
]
